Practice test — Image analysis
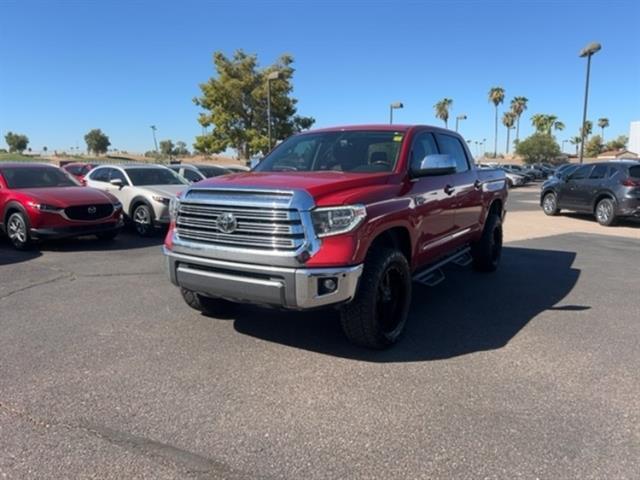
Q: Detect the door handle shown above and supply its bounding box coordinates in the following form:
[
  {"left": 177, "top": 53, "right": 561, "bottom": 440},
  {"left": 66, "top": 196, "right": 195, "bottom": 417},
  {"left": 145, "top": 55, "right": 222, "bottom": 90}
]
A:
[{"left": 444, "top": 185, "right": 455, "bottom": 195}]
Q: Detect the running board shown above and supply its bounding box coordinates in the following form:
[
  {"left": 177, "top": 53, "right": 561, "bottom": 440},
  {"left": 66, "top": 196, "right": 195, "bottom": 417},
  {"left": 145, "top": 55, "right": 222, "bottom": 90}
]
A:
[{"left": 413, "top": 247, "right": 471, "bottom": 287}]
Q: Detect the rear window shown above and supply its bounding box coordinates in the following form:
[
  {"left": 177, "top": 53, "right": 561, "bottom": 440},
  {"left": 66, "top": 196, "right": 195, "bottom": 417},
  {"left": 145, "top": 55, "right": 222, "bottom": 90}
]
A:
[{"left": 629, "top": 166, "right": 640, "bottom": 178}]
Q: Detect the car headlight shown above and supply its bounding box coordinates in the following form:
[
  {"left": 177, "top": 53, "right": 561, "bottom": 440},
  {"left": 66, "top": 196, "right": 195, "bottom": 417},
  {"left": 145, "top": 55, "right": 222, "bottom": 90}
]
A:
[
  {"left": 28, "top": 202, "right": 63, "bottom": 213},
  {"left": 169, "top": 196, "right": 180, "bottom": 220},
  {"left": 152, "top": 195, "right": 170, "bottom": 205},
  {"left": 311, "top": 205, "right": 366, "bottom": 238}
]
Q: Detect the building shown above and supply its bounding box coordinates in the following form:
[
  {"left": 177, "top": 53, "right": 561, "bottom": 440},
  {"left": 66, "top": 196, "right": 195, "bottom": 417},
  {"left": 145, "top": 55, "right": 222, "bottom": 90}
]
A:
[
  {"left": 597, "top": 149, "right": 638, "bottom": 160},
  {"left": 629, "top": 121, "right": 640, "bottom": 156}
]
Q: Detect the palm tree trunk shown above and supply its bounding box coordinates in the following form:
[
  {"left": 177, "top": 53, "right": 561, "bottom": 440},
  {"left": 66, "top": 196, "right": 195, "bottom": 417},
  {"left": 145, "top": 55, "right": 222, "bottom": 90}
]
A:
[
  {"left": 506, "top": 127, "right": 511, "bottom": 154},
  {"left": 601, "top": 127, "right": 605, "bottom": 144},
  {"left": 494, "top": 105, "right": 498, "bottom": 157},
  {"left": 515, "top": 115, "right": 520, "bottom": 143}
]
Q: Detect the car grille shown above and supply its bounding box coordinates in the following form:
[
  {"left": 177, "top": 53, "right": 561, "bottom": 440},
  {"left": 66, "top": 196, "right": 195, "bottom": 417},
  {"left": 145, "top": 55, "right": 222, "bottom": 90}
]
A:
[
  {"left": 176, "top": 191, "right": 305, "bottom": 251},
  {"left": 64, "top": 204, "right": 113, "bottom": 221}
]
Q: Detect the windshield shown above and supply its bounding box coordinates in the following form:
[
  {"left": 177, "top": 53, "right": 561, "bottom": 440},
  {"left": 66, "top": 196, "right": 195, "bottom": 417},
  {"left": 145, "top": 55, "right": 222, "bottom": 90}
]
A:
[
  {"left": 1, "top": 166, "right": 78, "bottom": 189},
  {"left": 125, "top": 168, "right": 187, "bottom": 186},
  {"left": 255, "top": 131, "right": 405, "bottom": 173}
]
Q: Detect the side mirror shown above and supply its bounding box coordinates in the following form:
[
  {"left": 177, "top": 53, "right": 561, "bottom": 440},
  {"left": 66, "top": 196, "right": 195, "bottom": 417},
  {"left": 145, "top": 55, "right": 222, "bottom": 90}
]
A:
[
  {"left": 110, "top": 178, "right": 124, "bottom": 188},
  {"left": 412, "top": 154, "right": 456, "bottom": 177}
]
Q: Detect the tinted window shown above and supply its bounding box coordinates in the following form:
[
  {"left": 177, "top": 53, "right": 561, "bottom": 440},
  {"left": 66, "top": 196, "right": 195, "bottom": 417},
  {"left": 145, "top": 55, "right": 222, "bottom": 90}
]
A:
[
  {"left": 589, "top": 164, "right": 608, "bottom": 179},
  {"left": 410, "top": 132, "right": 438, "bottom": 173},
  {"left": 66, "top": 165, "right": 83, "bottom": 175},
  {"left": 125, "top": 168, "right": 187, "bottom": 186},
  {"left": 1, "top": 166, "right": 77, "bottom": 188},
  {"left": 90, "top": 168, "right": 110, "bottom": 182},
  {"left": 629, "top": 166, "right": 640, "bottom": 178},
  {"left": 569, "top": 165, "right": 593, "bottom": 180},
  {"left": 183, "top": 169, "right": 203, "bottom": 182},
  {"left": 435, "top": 133, "right": 469, "bottom": 173},
  {"left": 255, "top": 131, "right": 404, "bottom": 173},
  {"left": 109, "top": 169, "right": 128, "bottom": 184},
  {"left": 197, "top": 166, "right": 229, "bottom": 177}
]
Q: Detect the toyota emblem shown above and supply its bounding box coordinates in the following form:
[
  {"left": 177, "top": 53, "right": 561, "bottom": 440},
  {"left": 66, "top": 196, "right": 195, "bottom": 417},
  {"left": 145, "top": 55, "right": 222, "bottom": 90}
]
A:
[
  {"left": 217, "top": 212, "right": 237, "bottom": 233},
  {"left": 87, "top": 206, "right": 97, "bottom": 214}
]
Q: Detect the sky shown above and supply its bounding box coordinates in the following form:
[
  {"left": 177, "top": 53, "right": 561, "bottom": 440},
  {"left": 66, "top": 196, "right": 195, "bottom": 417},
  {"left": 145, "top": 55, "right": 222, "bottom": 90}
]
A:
[{"left": 1, "top": 0, "right": 639, "bottom": 155}]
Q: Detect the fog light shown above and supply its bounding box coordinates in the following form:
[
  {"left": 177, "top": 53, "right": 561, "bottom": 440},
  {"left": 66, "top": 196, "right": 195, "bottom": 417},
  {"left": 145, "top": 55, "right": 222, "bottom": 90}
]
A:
[{"left": 318, "top": 277, "right": 338, "bottom": 295}]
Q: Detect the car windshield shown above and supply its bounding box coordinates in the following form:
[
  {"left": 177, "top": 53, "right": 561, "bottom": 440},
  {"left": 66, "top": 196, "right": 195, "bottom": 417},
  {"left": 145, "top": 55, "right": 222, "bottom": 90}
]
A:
[
  {"left": 255, "top": 130, "right": 405, "bottom": 173},
  {"left": 197, "top": 166, "right": 230, "bottom": 177},
  {"left": 125, "top": 168, "right": 187, "bottom": 186},
  {"left": 1, "top": 166, "right": 78, "bottom": 188}
]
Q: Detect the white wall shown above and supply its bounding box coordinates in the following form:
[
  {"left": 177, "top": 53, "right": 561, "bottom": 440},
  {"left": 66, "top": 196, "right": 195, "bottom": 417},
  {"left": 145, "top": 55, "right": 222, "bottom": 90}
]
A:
[{"left": 629, "top": 121, "right": 640, "bottom": 155}]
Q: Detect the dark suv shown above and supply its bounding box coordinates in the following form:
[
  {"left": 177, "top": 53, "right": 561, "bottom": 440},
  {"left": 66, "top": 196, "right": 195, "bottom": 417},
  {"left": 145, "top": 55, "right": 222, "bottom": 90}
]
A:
[{"left": 540, "top": 161, "right": 640, "bottom": 225}]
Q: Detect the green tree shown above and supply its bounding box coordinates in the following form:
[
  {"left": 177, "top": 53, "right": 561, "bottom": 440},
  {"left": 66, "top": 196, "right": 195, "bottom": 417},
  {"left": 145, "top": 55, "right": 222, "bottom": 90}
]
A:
[
  {"left": 605, "top": 135, "right": 628, "bottom": 151},
  {"left": 4, "top": 132, "right": 29, "bottom": 153},
  {"left": 159, "top": 139, "right": 175, "bottom": 156},
  {"left": 581, "top": 120, "right": 593, "bottom": 139},
  {"left": 502, "top": 111, "right": 516, "bottom": 153},
  {"left": 194, "top": 50, "right": 315, "bottom": 159},
  {"left": 515, "top": 133, "right": 561, "bottom": 164},
  {"left": 488, "top": 86, "right": 505, "bottom": 157},
  {"left": 434, "top": 98, "right": 453, "bottom": 128},
  {"left": 510, "top": 96, "right": 528, "bottom": 142},
  {"left": 597, "top": 117, "right": 609, "bottom": 142},
  {"left": 84, "top": 129, "right": 111, "bottom": 155},
  {"left": 569, "top": 136, "right": 582, "bottom": 155},
  {"left": 174, "top": 141, "right": 189, "bottom": 156},
  {"left": 530, "top": 114, "right": 564, "bottom": 135},
  {"left": 585, "top": 134, "right": 603, "bottom": 158}
]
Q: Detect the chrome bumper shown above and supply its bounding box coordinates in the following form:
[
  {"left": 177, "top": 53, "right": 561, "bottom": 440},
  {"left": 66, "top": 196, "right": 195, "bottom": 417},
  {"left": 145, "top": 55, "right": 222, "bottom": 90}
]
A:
[{"left": 164, "top": 248, "right": 363, "bottom": 309}]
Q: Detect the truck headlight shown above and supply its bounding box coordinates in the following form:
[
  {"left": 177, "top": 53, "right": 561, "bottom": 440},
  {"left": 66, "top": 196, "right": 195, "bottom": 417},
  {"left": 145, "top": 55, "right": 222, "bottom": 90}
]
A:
[
  {"left": 169, "top": 197, "right": 180, "bottom": 220},
  {"left": 311, "top": 205, "right": 366, "bottom": 238}
]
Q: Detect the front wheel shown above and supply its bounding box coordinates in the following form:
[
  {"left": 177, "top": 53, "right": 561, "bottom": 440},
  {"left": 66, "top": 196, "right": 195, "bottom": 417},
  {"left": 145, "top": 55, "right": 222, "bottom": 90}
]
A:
[
  {"left": 542, "top": 192, "right": 560, "bottom": 216},
  {"left": 595, "top": 198, "right": 617, "bottom": 226},
  {"left": 339, "top": 248, "right": 412, "bottom": 349},
  {"left": 133, "top": 204, "right": 155, "bottom": 237},
  {"left": 6, "top": 212, "right": 32, "bottom": 250},
  {"left": 471, "top": 213, "right": 503, "bottom": 272}
]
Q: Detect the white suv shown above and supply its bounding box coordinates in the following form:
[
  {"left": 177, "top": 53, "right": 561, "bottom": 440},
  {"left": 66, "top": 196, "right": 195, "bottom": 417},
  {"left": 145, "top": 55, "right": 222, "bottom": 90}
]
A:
[{"left": 85, "top": 164, "right": 187, "bottom": 236}]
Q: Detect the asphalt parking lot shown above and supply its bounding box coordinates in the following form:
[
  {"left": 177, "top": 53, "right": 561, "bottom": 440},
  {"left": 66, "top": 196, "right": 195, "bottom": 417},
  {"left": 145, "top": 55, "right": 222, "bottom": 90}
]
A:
[{"left": 1, "top": 186, "right": 639, "bottom": 479}]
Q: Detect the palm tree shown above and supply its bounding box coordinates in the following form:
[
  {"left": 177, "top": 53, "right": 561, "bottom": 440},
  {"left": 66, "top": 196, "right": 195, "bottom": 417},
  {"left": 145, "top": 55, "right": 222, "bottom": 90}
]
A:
[
  {"left": 488, "top": 87, "right": 505, "bottom": 157},
  {"left": 570, "top": 136, "right": 582, "bottom": 155},
  {"left": 530, "top": 114, "right": 565, "bottom": 135},
  {"left": 553, "top": 121, "right": 565, "bottom": 133},
  {"left": 510, "top": 96, "right": 528, "bottom": 143},
  {"left": 597, "top": 117, "right": 609, "bottom": 143},
  {"left": 581, "top": 120, "right": 593, "bottom": 139},
  {"left": 434, "top": 98, "right": 453, "bottom": 128},
  {"left": 502, "top": 111, "right": 516, "bottom": 154}
]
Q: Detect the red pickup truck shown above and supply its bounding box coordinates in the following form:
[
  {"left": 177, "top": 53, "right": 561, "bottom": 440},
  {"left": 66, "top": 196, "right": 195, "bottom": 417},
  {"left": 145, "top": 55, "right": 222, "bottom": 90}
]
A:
[{"left": 163, "top": 125, "right": 507, "bottom": 348}]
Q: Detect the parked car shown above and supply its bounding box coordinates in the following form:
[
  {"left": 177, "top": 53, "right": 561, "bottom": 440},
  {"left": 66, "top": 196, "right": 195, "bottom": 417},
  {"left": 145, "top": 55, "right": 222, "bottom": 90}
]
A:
[
  {"left": 540, "top": 160, "right": 640, "bottom": 225},
  {"left": 163, "top": 125, "right": 508, "bottom": 348},
  {"left": 503, "top": 164, "right": 536, "bottom": 182},
  {"left": 167, "top": 164, "right": 230, "bottom": 183},
  {"left": 552, "top": 163, "right": 579, "bottom": 179},
  {"left": 85, "top": 164, "right": 188, "bottom": 236},
  {"left": 478, "top": 163, "right": 525, "bottom": 188},
  {"left": 0, "top": 163, "right": 123, "bottom": 249},
  {"left": 62, "top": 162, "right": 98, "bottom": 185}
]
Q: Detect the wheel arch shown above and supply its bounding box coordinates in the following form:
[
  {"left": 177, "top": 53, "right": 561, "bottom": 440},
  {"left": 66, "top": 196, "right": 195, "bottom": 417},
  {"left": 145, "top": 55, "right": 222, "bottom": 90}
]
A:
[
  {"left": 592, "top": 191, "right": 616, "bottom": 213},
  {"left": 129, "top": 196, "right": 152, "bottom": 218},
  {"left": 366, "top": 226, "right": 413, "bottom": 265}
]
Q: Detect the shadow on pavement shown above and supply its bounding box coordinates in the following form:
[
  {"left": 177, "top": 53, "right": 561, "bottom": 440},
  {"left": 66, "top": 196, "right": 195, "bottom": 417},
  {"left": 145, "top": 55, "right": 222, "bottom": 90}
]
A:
[
  {"left": 0, "top": 229, "right": 164, "bottom": 266},
  {"left": 562, "top": 212, "right": 640, "bottom": 228},
  {"left": 231, "top": 246, "right": 584, "bottom": 362}
]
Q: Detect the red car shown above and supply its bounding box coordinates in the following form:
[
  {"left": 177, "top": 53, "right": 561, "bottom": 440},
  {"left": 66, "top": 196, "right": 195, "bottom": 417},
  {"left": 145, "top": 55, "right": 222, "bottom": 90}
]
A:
[
  {"left": 62, "top": 162, "right": 96, "bottom": 185},
  {"left": 0, "top": 163, "right": 124, "bottom": 249}
]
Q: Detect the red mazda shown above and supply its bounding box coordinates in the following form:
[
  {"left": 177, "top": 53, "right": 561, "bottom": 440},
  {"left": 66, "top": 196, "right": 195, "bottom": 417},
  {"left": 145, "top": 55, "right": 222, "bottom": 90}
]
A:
[
  {"left": 0, "top": 163, "right": 124, "bottom": 249},
  {"left": 62, "top": 162, "right": 97, "bottom": 185}
]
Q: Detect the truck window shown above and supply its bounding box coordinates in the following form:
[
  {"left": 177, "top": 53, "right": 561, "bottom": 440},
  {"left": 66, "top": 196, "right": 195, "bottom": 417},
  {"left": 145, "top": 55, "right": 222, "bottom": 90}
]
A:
[
  {"left": 410, "top": 132, "right": 438, "bottom": 172},
  {"left": 435, "top": 133, "right": 469, "bottom": 173}
]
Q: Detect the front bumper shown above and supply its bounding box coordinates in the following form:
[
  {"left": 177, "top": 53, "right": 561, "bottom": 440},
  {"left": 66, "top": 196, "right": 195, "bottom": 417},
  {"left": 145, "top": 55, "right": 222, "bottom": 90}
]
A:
[
  {"left": 164, "top": 248, "right": 363, "bottom": 309},
  {"left": 31, "top": 220, "right": 123, "bottom": 239}
]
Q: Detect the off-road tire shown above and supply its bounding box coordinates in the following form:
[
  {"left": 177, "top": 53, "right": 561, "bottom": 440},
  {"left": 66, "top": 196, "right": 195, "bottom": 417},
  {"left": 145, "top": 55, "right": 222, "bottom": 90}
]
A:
[
  {"left": 339, "top": 248, "right": 412, "bottom": 349},
  {"left": 471, "top": 213, "right": 503, "bottom": 272},
  {"left": 180, "top": 288, "right": 235, "bottom": 316}
]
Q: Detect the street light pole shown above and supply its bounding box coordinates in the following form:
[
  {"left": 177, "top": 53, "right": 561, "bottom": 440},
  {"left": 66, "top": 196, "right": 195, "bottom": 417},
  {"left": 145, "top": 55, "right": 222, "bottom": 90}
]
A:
[
  {"left": 578, "top": 42, "right": 601, "bottom": 164},
  {"left": 150, "top": 125, "right": 158, "bottom": 153},
  {"left": 455, "top": 114, "right": 467, "bottom": 132},
  {"left": 389, "top": 102, "right": 403, "bottom": 124},
  {"left": 266, "top": 71, "right": 280, "bottom": 151}
]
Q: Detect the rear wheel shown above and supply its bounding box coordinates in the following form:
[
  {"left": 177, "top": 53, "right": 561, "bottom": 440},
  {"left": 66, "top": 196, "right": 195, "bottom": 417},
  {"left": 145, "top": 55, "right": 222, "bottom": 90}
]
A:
[
  {"left": 542, "top": 192, "right": 560, "bottom": 216},
  {"left": 339, "top": 248, "right": 412, "bottom": 349},
  {"left": 471, "top": 213, "right": 503, "bottom": 272},
  {"left": 180, "top": 288, "right": 235, "bottom": 316},
  {"left": 595, "top": 198, "right": 617, "bottom": 226},
  {"left": 6, "top": 212, "right": 32, "bottom": 250},
  {"left": 133, "top": 204, "right": 154, "bottom": 237}
]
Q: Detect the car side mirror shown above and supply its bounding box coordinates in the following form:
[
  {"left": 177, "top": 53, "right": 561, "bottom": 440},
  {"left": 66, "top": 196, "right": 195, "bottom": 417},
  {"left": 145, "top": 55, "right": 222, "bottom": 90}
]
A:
[
  {"left": 110, "top": 178, "right": 124, "bottom": 188},
  {"left": 412, "top": 154, "right": 456, "bottom": 177}
]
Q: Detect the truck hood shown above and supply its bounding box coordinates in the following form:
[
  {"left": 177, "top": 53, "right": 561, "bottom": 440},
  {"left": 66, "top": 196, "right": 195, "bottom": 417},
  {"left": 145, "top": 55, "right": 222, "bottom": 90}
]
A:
[
  {"left": 16, "top": 186, "right": 117, "bottom": 207},
  {"left": 193, "top": 171, "right": 392, "bottom": 203}
]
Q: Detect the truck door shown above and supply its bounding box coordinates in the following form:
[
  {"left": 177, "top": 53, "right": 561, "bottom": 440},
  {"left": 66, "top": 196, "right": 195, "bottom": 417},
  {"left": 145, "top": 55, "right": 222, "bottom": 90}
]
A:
[
  {"left": 407, "top": 131, "right": 456, "bottom": 264},
  {"left": 434, "top": 133, "right": 482, "bottom": 238}
]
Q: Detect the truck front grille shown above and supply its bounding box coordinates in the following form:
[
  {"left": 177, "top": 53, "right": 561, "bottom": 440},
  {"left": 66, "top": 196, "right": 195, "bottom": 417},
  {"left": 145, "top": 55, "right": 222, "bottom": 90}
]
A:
[{"left": 176, "top": 202, "right": 305, "bottom": 251}]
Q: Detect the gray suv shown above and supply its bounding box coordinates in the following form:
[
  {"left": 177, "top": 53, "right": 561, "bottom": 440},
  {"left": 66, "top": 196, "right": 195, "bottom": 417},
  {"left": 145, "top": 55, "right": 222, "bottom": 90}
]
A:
[{"left": 540, "top": 160, "right": 640, "bottom": 225}]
